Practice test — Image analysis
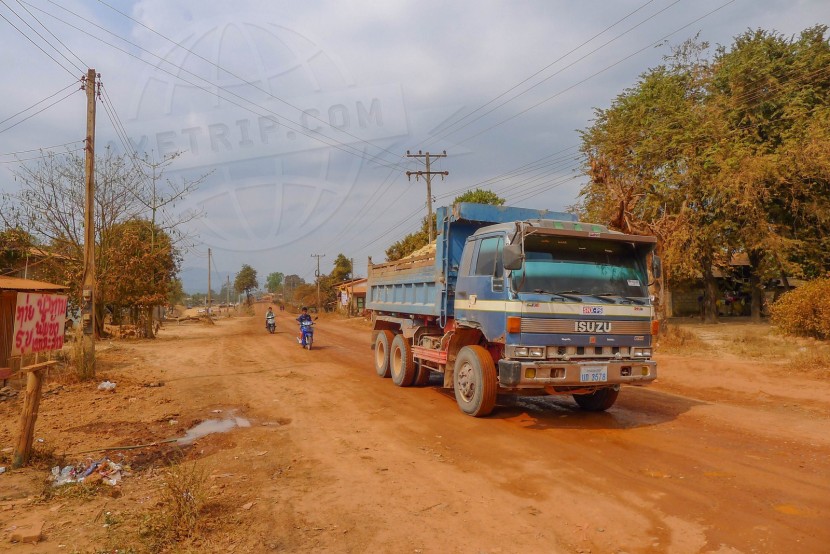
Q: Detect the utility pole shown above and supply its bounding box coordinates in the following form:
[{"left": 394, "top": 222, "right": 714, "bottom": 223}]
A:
[
  {"left": 311, "top": 253, "right": 325, "bottom": 313},
  {"left": 207, "top": 248, "right": 211, "bottom": 316},
  {"left": 81, "top": 68, "right": 98, "bottom": 378},
  {"left": 406, "top": 150, "right": 448, "bottom": 243},
  {"left": 350, "top": 257, "right": 354, "bottom": 317},
  {"left": 226, "top": 275, "right": 230, "bottom": 313}
]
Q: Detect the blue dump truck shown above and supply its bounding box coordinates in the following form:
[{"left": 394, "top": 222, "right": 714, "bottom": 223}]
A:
[{"left": 367, "top": 202, "right": 661, "bottom": 417}]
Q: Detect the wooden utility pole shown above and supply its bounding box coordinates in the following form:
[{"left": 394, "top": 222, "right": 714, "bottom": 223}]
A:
[
  {"left": 207, "top": 248, "right": 212, "bottom": 315},
  {"left": 350, "top": 257, "right": 354, "bottom": 317},
  {"left": 81, "top": 68, "right": 98, "bottom": 378},
  {"left": 406, "top": 150, "right": 448, "bottom": 243},
  {"left": 311, "top": 253, "right": 325, "bottom": 313},
  {"left": 226, "top": 275, "right": 231, "bottom": 312}
]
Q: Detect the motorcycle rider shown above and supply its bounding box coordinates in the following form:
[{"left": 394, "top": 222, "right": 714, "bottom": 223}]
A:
[
  {"left": 296, "top": 307, "right": 312, "bottom": 346},
  {"left": 265, "top": 306, "right": 275, "bottom": 331}
]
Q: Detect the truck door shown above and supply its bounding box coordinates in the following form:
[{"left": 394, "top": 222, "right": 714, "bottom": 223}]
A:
[{"left": 454, "top": 235, "right": 505, "bottom": 341}]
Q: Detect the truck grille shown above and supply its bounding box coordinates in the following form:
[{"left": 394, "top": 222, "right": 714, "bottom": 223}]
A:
[{"left": 520, "top": 318, "right": 651, "bottom": 335}]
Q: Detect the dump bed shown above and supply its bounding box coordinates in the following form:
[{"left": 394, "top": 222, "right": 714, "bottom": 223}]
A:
[{"left": 366, "top": 203, "right": 575, "bottom": 319}]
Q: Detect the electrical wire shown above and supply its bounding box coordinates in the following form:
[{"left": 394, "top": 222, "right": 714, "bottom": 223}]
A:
[
  {"left": 0, "top": 0, "right": 80, "bottom": 76},
  {"left": 0, "top": 87, "right": 81, "bottom": 134}
]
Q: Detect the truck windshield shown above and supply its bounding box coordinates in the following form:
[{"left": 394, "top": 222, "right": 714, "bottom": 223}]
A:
[{"left": 510, "top": 235, "right": 649, "bottom": 298}]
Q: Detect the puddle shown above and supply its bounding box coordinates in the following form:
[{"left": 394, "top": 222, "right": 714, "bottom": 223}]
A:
[{"left": 177, "top": 416, "right": 251, "bottom": 445}]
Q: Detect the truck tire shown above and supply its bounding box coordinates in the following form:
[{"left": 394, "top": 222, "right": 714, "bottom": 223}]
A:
[
  {"left": 573, "top": 387, "right": 619, "bottom": 411},
  {"left": 374, "top": 330, "right": 394, "bottom": 378},
  {"left": 390, "top": 334, "right": 417, "bottom": 387},
  {"left": 453, "top": 346, "right": 497, "bottom": 417},
  {"left": 413, "top": 361, "right": 431, "bottom": 386}
]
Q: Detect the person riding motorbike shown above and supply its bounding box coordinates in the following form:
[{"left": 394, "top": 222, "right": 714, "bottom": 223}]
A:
[
  {"left": 265, "top": 306, "right": 276, "bottom": 333},
  {"left": 297, "top": 307, "right": 313, "bottom": 346}
]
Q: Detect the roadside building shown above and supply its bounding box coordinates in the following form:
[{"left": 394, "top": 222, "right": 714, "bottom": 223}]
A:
[{"left": 335, "top": 278, "right": 367, "bottom": 316}]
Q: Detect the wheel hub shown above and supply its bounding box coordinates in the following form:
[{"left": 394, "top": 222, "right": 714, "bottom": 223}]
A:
[{"left": 457, "top": 362, "right": 475, "bottom": 401}]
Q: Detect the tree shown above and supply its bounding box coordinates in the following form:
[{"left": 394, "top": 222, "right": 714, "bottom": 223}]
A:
[
  {"left": 330, "top": 254, "right": 352, "bottom": 282},
  {"left": 265, "top": 272, "right": 284, "bottom": 294},
  {"left": 386, "top": 190, "right": 506, "bottom": 261},
  {"left": 577, "top": 26, "right": 830, "bottom": 323},
  {"left": 234, "top": 264, "right": 259, "bottom": 305},
  {"left": 102, "top": 219, "right": 180, "bottom": 337},
  {"left": 1, "top": 148, "right": 204, "bottom": 335},
  {"left": 0, "top": 228, "right": 34, "bottom": 275}
]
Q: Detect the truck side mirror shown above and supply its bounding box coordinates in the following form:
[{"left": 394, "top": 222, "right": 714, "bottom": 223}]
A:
[
  {"left": 503, "top": 243, "right": 524, "bottom": 270},
  {"left": 651, "top": 254, "right": 662, "bottom": 279}
]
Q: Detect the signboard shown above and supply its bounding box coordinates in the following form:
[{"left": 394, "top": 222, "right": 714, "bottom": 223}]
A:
[
  {"left": 341, "top": 291, "right": 349, "bottom": 306},
  {"left": 11, "top": 292, "right": 68, "bottom": 356}
]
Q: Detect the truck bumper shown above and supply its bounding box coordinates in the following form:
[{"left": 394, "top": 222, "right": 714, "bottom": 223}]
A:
[{"left": 497, "top": 359, "right": 657, "bottom": 388}]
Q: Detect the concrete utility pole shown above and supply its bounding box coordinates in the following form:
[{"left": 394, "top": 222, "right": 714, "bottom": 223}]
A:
[
  {"left": 406, "top": 150, "right": 448, "bottom": 243},
  {"left": 226, "top": 275, "right": 230, "bottom": 312},
  {"left": 350, "top": 257, "right": 354, "bottom": 317},
  {"left": 207, "top": 248, "right": 212, "bottom": 315},
  {"left": 81, "top": 68, "right": 98, "bottom": 378},
  {"left": 311, "top": 253, "right": 325, "bottom": 313}
]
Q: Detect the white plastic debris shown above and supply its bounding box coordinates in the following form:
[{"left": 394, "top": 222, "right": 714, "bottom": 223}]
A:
[{"left": 97, "top": 381, "right": 116, "bottom": 391}]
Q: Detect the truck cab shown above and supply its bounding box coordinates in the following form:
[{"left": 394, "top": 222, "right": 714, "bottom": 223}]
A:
[{"left": 454, "top": 220, "right": 657, "bottom": 404}]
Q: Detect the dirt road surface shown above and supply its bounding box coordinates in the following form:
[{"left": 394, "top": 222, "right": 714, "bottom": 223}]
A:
[{"left": 1, "top": 307, "right": 829, "bottom": 553}]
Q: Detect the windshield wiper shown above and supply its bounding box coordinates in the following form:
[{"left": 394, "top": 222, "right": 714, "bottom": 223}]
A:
[
  {"left": 595, "top": 292, "right": 645, "bottom": 305},
  {"left": 531, "top": 289, "right": 583, "bottom": 302},
  {"left": 550, "top": 290, "right": 585, "bottom": 302}
]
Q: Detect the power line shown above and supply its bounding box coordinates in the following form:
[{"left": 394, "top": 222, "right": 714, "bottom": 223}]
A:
[
  {"left": 0, "top": 80, "right": 80, "bottom": 128},
  {"left": 0, "top": 0, "right": 80, "bottom": 76},
  {"left": 0, "top": 147, "right": 84, "bottom": 164},
  {"left": 33, "top": 0, "right": 408, "bottom": 172},
  {"left": 429, "top": 0, "right": 675, "bottom": 143},
  {"left": 454, "top": 0, "right": 737, "bottom": 146},
  {"left": 0, "top": 140, "right": 82, "bottom": 157},
  {"left": 0, "top": 87, "right": 81, "bottom": 134}
]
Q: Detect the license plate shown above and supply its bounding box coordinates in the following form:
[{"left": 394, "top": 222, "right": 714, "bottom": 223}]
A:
[{"left": 580, "top": 366, "right": 608, "bottom": 383}]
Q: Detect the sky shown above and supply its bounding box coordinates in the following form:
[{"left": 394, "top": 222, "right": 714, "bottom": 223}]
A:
[{"left": 1, "top": 0, "right": 829, "bottom": 293}]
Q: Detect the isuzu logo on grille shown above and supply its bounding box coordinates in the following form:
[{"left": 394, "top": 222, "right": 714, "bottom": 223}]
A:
[{"left": 574, "top": 321, "right": 611, "bottom": 333}]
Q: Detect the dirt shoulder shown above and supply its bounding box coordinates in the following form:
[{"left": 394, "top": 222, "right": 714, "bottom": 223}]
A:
[{"left": 1, "top": 312, "right": 828, "bottom": 553}]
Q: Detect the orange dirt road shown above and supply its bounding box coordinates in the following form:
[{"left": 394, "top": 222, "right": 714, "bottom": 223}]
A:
[{"left": 2, "top": 308, "right": 829, "bottom": 553}]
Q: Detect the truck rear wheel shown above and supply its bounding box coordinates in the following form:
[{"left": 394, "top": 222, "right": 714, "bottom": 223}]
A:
[
  {"left": 390, "top": 334, "right": 417, "bottom": 387},
  {"left": 453, "top": 346, "right": 497, "bottom": 417},
  {"left": 374, "top": 330, "right": 394, "bottom": 378},
  {"left": 573, "top": 387, "right": 619, "bottom": 411}
]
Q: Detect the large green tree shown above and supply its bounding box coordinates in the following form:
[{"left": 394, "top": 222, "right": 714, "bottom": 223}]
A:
[
  {"left": 578, "top": 26, "right": 830, "bottom": 323},
  {"left": 234, "top": 264, "right": 259, "bottom": 305},
  {"left": 265, "top": 272, "right": 284, "bottom": 294}
]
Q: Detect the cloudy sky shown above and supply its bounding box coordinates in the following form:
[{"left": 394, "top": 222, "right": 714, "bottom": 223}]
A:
[{"left": 1, "top": 0, "right": 828, "bottom": 293}]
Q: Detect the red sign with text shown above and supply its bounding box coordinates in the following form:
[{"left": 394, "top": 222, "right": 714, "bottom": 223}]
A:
[{"left": 11, "top": 292, "right": 68, "bottom": 356}]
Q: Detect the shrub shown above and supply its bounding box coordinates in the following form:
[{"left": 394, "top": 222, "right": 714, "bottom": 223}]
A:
[{"left": 769, "top": 278, "right": 830, "bottom": 340}]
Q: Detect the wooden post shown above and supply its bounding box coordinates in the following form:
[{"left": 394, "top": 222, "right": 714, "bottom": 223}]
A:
[{"left": 11, "top": 361, "right": 58, "bottom": 468}]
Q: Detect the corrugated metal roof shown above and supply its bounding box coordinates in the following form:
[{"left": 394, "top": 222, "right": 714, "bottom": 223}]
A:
[{"left": 0, "top": 275, "right": 69, "bottom": 291}]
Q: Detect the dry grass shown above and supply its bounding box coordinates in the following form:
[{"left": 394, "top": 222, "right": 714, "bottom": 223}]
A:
[
  {"left": 785, "top": 348, "right": 830, "bottom": 379},
  {"left": 139, "top": 460, "right": 210, "bottom": 551},
  {"left": 656, "top": 324, "right": 708, "bottom": 353}
]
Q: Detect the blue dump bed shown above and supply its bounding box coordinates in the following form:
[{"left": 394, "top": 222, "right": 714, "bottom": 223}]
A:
[{"left": 366, "top": 203, "right": 575, "bottom": 319}]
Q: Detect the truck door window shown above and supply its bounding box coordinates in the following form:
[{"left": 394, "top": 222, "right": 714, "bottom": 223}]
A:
[{"left": 474, "top": 236, "right": 504, "bottom": 277}]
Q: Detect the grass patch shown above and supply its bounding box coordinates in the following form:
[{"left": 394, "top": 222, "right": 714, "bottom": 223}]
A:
[
  {"left": 656, "top": 324, "right": 708, "bottom": 353},
  {"left": 785, "top": 349, "right": 830, "bottom": 379},
  {"left": 139, "top": 460, "right": 209, "bottom": 551}
]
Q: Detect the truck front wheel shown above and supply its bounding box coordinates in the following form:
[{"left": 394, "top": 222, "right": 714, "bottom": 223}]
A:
[
  {"left": 453, "top": 346, "right": 497, "bottom": 417},
  {"left": 374, "top": 330, "right": 394, "bottom": 378},
  {"left": 390, "top": 334, "right": 417, "bottom": 387},
  {"left": 573, "top": 387, "right": 619, "bottom": 411}
]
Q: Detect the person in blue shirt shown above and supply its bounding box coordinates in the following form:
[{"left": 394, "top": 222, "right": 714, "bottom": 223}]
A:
[{"left": 297, "top": 307, "right": 312, "bottom": 345}]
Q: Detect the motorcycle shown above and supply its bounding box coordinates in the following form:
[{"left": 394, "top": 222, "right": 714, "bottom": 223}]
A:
[
  {"left": 266, "top": 314, "right": 276, "bottom": 334},
  {"left": 299, "top": 319, "right": 314, "bottom": 350}
]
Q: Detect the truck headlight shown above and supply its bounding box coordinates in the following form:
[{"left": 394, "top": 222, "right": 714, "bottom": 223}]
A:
[
  {"left": 528, "top": 347, "right": 545, "bottom": 357},
  {"left": 632, "top": 348, "right": 652, "bottom": 358},
  {"left": 514, "top": 347, "right": 529, "bottom": 357}
]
